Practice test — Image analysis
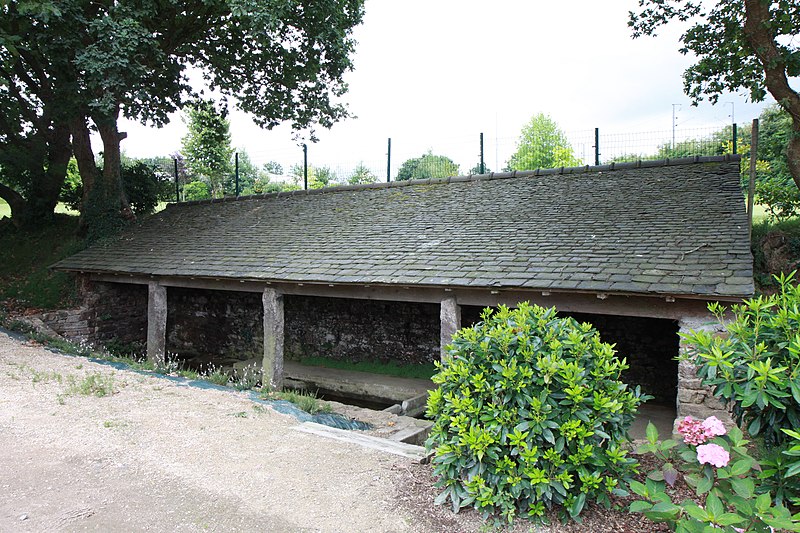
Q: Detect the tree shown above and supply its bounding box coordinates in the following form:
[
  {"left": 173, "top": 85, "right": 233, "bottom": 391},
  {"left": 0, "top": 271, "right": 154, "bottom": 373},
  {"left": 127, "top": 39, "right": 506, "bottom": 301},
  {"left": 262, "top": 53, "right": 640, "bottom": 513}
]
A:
[
  {"left": 181, "top": 100, "right": 234, "bottom": 198},
  {"left": 347, "top": 163, "right": 377, "bottom": 184},
  {"left": 468, "top": 164, "right": 491, "bottom": 175},
  {"left": 629, "top": 0, "right": 800, "bottom": 191},
  {"left": 288, "top": 164, "right": 336, "bottom": 189},
  {"left": 227, "top": 150, "right": 264, "bottom": 194},
  {"left": 0, "top": 3, "right": 72, "bottom": 227},
  {"left": 752, "top": 105, "right": 800, "bottom": 220},
  {"left": 262, "top": 161, "right": 284, "bottom": 177},
  {"left": 396, "top": 152, "right": 460, "bottom": 181},
  {"left": 1, "top": 0, "right": 365, "bottom": 231},
  {"left": 504, "top": 114, "right": 581, "bottom": 171},
  {"left": 183, "top": 181, "right": 211, "bottom": 201}
]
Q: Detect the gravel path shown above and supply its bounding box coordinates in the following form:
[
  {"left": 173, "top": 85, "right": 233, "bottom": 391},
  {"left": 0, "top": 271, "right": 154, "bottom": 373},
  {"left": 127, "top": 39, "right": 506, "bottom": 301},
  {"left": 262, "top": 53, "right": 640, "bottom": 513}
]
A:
[{"left": 0, "top": 331, "right": 415, "bottom": 533}]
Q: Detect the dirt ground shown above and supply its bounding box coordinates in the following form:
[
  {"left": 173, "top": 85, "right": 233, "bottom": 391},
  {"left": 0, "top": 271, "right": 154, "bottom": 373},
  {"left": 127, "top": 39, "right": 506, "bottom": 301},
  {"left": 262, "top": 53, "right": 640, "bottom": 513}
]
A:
[
  {"left": 0, "top": 330, "right": 422, "bottom": 533},
  {"left": 1, "top": 329, "right": 675, "bottom": 533}
]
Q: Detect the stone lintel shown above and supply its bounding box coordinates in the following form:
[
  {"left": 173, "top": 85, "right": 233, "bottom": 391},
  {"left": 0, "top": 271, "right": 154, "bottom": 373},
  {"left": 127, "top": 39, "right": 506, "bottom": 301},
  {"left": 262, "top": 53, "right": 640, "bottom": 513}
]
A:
[
  {"left": 440, "top": 296, "right": 461, "bottom": 361},
  {"left": 263, "top": 287, "right": 285, "bottom": 391},
  {"left": 146, "top": 281, "right": 167, "bottom": 366}
]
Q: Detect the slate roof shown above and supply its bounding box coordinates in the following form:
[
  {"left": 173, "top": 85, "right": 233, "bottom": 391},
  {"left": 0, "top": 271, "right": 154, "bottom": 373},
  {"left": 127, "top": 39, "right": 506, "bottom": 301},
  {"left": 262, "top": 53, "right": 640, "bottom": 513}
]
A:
[{"left": 53, "top": 156, "right": 754, "bottom": 298}]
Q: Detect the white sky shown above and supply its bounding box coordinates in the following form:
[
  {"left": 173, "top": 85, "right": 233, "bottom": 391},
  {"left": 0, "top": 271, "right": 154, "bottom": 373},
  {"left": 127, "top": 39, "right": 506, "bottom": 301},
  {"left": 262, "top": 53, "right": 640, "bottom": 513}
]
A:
[{"left": 113, "top": 0, "right": 776, "bottom": 178}]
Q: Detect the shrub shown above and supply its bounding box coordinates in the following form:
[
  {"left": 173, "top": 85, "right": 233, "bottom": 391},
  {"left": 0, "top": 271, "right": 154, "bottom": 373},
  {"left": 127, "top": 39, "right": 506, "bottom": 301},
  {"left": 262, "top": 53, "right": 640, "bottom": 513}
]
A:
[
  {"left": 183, "top": 180, "right": 211, "bottom": 201},
  {"left": 631, "top": 417, "right": 800, "bottom": 532},
  {"left": 425, "top": 303, "right": 647, "bottom": 523},
  {"left": 680, "top": 271, "right": 800, "bottom": 447}
]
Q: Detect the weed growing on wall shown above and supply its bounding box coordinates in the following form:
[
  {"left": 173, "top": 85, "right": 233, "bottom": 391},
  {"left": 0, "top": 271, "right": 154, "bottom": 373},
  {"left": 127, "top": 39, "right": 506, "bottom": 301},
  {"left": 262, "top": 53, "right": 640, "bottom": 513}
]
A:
[{"left": 425, "top": 303, "right": 648, "bottom": 523}]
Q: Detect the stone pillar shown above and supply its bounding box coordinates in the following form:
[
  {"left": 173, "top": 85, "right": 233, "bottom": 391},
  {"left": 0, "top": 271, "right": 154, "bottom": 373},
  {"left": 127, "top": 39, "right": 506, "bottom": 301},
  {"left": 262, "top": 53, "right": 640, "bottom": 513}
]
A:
[
  {"left": 262, "top": 288, "right": 285, "bottom": 391},
  {"left": 440, "top": 296, "right": 461, "bottom": 361},
  {"left": 676, "top": 317, "right": 732, "bottom": 425},
  {"left": 146, "top": 282, "right": 167, "bottom": 367}
]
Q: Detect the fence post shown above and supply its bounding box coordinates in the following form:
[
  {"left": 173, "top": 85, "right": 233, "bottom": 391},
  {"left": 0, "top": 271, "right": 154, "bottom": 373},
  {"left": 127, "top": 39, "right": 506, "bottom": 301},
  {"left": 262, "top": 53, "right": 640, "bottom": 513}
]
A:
[
  {"left": 303, "top": 144, "right": 308, "bottom": 190},
  {"left": 594, "top": 128, "right": 600, "bottom": 166},
  {"left": 387, "top": 138, "right": 391, "bottom": 182},
  {"left": 234, "top": 152, "right": 240, "bottom": 196},
  {"left": 747, "top": 119, "right": 759, "bottom": 240},
  {"left": 732, "top": 123, "right": 738, "bottom": 155},
  {"left": 173, "top": 158, "right": 179, "bottom": 202},
  {"left": 479, "top": 132, "right": 485, "bottom": 174}
]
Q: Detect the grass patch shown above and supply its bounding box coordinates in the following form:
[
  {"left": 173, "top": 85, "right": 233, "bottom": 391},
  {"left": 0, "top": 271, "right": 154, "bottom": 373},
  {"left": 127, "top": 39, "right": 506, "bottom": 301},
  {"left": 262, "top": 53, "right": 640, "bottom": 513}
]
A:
[
  {"left": 0, "top": 215, "right": 85, "bottom": 309},
  {"left": 291, "top": 355, "right": 436, "bottom": 380},
  {"left": 262, "top": 389, "right": 333, "bottom": 415},
  {"left": 66, "top": 372, "right": 116, "bottom": 397}
]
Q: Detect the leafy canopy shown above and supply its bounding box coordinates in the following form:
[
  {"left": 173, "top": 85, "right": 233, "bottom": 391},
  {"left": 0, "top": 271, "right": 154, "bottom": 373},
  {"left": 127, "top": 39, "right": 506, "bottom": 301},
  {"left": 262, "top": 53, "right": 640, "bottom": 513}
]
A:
[
  {"left": 181, "top": 100, "right": 234, "bottom": 198},
  {"left": 629, "top": 0, "right": 800, "bottom": 191},
  {"left": 396, "top": 152, "right": 459, "bottom": 181},
  {"left": 505, "top": 114, "right": 581, "bottom": 171}
]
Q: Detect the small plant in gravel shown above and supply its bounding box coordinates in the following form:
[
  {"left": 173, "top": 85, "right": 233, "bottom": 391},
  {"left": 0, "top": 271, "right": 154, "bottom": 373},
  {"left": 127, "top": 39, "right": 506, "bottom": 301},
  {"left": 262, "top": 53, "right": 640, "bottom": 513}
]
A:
[
  {"left": 67, "top": 372, "right": 116, "bottom": 397},
  {"left": 262, "top": 389, "right": 332, "bottom": 415},
  {"left": 631, "top": 416, "right": 800, "bottom": 532},
  {"left": 201, "top": 365, "right": 231, "bottom": 386},
  {"left": 425, "top": 303, "right": 647, "bottom": 523}
]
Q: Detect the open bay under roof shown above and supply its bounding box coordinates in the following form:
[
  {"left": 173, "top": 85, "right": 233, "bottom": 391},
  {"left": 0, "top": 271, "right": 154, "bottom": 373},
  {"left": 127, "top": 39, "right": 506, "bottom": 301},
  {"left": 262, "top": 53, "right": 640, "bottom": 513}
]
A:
[{"left": 53, "top": 155, "right": 754, "bottom": 299}]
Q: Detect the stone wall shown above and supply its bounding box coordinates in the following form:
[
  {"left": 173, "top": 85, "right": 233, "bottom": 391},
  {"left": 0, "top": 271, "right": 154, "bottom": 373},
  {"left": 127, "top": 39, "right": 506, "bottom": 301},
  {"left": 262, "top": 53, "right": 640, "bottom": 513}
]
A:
[
  {"left": 165, "top": 287, "right": 263, "bottom": 364},
  {"left": 568, "top": 312, "right": 679, "bottom": 406},
  {"left": 41, "top": 278, "right": 148, "bottom": 349},
  {"left": 284, "top": 295, "right": 439, "bottom": 365},
  {"left": 676, "top": 317, "right": 731, "bottom": 422},
  {"left": 461, "top": 305, "right": 679, "bottom": 405}
]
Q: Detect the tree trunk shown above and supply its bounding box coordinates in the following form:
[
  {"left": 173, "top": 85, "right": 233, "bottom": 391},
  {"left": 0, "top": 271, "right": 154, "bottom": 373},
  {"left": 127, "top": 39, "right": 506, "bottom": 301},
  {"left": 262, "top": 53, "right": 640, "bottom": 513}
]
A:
[
  {"left": 96, "top": 117, "right": 134, "bottom": 220},
  {"left": 69, "top": 115, "right": 98, "bottom": 214},
  {"left": 0, "top": 182, "right": 28, "bottom": 227},
  {"left": 26, "top": 123, "right": 72, "bottom": 221},
  {"left": 743, "top": 0, "right": 800, "bottom": 190}
]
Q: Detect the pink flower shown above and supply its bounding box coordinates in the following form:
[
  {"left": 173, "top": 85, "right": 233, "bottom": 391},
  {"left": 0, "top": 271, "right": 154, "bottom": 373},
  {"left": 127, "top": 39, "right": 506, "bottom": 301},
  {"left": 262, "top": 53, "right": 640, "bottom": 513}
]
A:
[
  {"left": 677, "top": 416, "right": 708, "bottom": 445},
  {"left": 701, "top": 416, "right": 726, "bottom": 437},
  {"left": 696, "top": 443, "right": 730, "bottom": 468}
]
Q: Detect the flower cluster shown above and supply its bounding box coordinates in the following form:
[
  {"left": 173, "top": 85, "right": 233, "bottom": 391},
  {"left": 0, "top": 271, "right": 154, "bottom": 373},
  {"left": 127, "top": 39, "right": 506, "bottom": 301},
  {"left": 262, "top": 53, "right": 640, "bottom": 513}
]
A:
[
  {"left": 676, "top": 415, "right": 727, "bottom": 445},
  {"left": 696, "top": 443, "right": 730, "bottom": 468},
  {"left": 676, "top": 416, "right": 730, "bottom": 468}
]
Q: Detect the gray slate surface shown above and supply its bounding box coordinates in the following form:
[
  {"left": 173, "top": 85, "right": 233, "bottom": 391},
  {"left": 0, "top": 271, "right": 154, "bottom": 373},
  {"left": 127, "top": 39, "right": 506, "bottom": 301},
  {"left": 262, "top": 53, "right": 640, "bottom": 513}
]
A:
[{"left": 53, "top": 156, "right": 754, "bottom": 298}]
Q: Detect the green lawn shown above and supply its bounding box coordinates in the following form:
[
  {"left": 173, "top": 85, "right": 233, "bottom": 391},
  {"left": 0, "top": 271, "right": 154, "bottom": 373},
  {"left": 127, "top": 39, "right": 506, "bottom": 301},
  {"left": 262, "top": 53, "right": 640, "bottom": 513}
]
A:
[{"left": 0, "top": 198, "right": 80, "bottom": 219}]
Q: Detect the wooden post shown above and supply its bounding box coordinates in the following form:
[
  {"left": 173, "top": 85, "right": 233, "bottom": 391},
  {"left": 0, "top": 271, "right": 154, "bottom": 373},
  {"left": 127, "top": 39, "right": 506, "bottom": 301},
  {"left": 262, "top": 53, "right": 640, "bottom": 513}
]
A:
[
  {"left": 262, "top": 287, "right": 285, "bottom": 391},
  {"left": 146, "top": 282, "right": 167, "bottom": 367},
  {"left": 440, "top": 296, "right": 461, "bottom": 361},
  {"left": 747, "top": 118, "right": 759, "bottom": 241}
]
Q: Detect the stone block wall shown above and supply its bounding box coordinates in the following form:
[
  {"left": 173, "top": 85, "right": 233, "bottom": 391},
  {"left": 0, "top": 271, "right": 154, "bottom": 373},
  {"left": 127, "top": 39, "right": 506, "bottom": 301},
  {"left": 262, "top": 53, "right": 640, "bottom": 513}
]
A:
[
  {"left": 568, "top": 312, "right": 679, "bottom": 406},
  {"left": 165, "top": 287, "right": 263, "bottom": 364},
  {"left": 284, "top": 295, "right": 439, "bottom": 365},
  {"left": 41, "top": 277, "right": 147, "bottom": 349},
  {"left": 676, "top": 317, "right": 731, "bottom": 423}
]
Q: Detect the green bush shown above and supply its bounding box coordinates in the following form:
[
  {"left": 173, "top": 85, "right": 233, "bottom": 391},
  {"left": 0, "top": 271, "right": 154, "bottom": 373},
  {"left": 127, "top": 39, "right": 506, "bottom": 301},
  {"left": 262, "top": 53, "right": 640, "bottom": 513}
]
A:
[
  {"left": 425, "top": 303, "right": 647, "bottom": 523},
  {"left": 60, "top": 159, "right": 169, "bottom": 214},
  {"left": 680, "top": 271, "right": 800, "bottom": 448},
  {"left": 183, "top": 180, "right": 211, "bottom": 201}
]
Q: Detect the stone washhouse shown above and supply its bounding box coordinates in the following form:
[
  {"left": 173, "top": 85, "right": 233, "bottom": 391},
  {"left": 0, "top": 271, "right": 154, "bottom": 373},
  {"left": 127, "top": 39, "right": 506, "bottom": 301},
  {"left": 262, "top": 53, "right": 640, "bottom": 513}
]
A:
[{"left": 52, "top": 155, "right": 753, "bottom": 425}]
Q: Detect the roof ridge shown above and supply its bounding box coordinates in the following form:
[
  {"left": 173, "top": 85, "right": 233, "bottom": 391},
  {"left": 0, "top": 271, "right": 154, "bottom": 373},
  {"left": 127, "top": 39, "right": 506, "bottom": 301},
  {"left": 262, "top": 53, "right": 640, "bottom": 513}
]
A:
[{"left": 173, "top": 154, "right": 741, "bottom": 208}]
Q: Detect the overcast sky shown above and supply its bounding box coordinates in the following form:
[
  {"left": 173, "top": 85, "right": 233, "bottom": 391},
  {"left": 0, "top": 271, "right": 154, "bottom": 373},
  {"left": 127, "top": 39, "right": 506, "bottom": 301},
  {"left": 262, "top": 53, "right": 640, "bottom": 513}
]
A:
[{"left": 114, "top": 0, "right": 774, "bottom": 177}]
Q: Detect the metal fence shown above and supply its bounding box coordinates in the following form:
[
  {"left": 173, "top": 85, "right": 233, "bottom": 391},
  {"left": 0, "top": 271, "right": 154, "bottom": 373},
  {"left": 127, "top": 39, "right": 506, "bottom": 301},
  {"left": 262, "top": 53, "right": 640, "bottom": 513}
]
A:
[{"left": 151, "top": 124, "right": 742, "bottom": 202}]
